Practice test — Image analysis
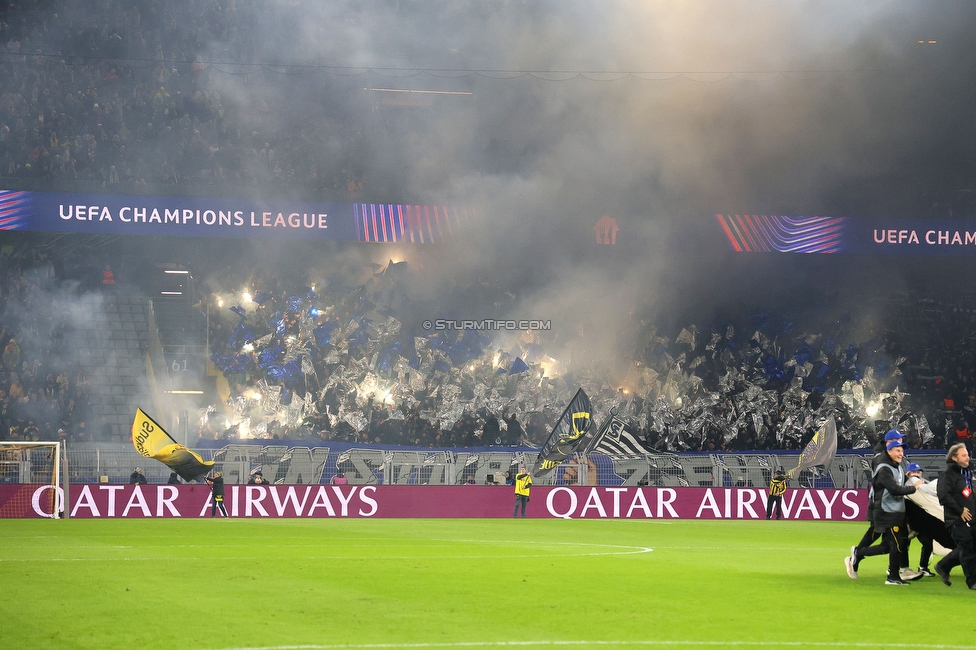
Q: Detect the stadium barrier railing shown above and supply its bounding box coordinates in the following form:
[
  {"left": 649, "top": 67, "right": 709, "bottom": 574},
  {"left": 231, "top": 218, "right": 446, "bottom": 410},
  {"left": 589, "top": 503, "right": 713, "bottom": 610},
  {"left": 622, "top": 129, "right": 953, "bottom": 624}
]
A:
[{"left": 47, "top": 443, "right": 949, "bottom": 488}]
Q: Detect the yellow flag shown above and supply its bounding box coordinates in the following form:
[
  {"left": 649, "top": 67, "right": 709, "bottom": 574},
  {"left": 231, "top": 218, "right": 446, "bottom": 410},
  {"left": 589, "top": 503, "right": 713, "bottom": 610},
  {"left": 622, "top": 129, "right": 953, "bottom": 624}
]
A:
[{"left": 131, "top": 408, "right": 214, "bottom": 482}]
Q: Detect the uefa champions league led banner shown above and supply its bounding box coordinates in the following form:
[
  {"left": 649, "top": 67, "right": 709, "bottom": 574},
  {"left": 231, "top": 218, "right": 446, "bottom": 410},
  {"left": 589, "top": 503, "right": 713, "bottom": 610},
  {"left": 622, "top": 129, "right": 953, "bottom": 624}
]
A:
[
  {"left": 716, "top": 214, "right": 976, "bottom": 256},
  {"left": 0, "top": 189, "right": 469, "bottom": 243}
]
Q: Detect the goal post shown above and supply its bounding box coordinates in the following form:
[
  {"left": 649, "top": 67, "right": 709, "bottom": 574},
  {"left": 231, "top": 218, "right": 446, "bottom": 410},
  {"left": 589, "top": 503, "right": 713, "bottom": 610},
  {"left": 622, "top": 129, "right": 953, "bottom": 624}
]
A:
[{"left": 0, "top": 441, "right": 64, "bottom": 518}]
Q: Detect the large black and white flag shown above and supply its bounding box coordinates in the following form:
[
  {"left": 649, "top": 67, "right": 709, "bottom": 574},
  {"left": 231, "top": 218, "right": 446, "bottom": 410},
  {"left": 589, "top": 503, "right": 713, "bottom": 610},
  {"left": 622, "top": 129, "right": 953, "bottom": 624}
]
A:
[{"left": 585, "top": 415, "right": 651, "bottom": 456}]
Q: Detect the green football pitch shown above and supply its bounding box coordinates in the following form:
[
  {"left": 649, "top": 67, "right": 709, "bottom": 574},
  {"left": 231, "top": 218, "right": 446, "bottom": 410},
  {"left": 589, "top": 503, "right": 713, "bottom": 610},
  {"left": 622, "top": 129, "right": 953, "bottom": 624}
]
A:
[{"left": 1, "top": 518, "right": 974, "bottom": 650}]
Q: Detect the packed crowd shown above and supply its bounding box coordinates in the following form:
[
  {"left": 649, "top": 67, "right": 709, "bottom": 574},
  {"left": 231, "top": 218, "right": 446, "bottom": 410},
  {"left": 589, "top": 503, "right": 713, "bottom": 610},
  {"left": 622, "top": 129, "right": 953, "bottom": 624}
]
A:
[
  {"left": 0, "top": 1, "right": 974, "bottom": 453},
  {"left": 0, "top": 245, "right": 101, "bottom": 445},
  {"left": 0, "top": 0, "right": 367, "bottom": 194},
  {"left": 198, "top": 257, "right": 971, "bottom": 454},
  {"left": 0, "top": 238, "right": 973, "bottom": 454}
]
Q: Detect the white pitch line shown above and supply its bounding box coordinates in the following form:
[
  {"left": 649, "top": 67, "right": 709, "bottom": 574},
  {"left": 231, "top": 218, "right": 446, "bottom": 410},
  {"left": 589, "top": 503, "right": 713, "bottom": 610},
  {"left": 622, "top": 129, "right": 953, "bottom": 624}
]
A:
[
  {"left": 3, "top": 539, "right": 641, "bottom": 548},
  {"left": 0, "top": 539, "right": 653, "bottom": 562},
  {"left": 651, "top": 546, "right": 839, "bottom": 551},
  {"left": 208, "top": 641, "right": 976, "bottom": 650},
  {"left": 0, "top": 549, "right": 653, "bottom": 562}
]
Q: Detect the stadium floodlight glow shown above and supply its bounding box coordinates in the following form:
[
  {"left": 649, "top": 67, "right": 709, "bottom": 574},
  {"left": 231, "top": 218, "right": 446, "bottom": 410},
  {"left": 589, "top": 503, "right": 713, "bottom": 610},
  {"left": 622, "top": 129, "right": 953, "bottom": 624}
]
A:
[
  {"left": 364, "top": 87, "right": 473, "bottom": 96},
  {"left": 164, "top": 389, "right": 204, "bottom": 395},
  {"left": 160, "top": 291, "right": 183, "bottom": 295},
  {"left": 164, "top": 270, "right": 190, "bottom": 274}
]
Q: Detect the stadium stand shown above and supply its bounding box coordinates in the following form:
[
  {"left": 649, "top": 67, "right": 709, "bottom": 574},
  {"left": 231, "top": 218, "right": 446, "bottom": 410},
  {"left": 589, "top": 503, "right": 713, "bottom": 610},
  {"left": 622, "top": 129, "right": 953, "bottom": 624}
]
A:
[
  {"left": 0, "top": 0, "right": 975, "bottom": 463},
  {"left": 80, "top": 294, "right": 153, "bottom": 439},
  {"left": 0, "top": 0, "right": 367, "bottom": 197},
  {"left": 3, "top": 225, "right": 976, "bottom": 467}
]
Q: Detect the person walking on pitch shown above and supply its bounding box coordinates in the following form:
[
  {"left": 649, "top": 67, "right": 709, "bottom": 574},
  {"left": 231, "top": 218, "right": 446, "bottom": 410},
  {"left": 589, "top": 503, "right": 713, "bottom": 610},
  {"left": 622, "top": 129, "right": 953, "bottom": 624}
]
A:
[
  {"left": 846, "top": 439, "right": 917, "bottom": 585},
  {"left": 206, "top": 471, "right": 229, "bottom": 517}
]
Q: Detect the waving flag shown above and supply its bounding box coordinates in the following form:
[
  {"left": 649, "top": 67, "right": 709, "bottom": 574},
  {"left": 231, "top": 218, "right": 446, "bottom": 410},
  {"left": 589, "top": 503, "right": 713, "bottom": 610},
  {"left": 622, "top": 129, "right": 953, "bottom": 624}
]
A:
[
  {"left": 786, "top": 416, "right": 838, "bottom": 479},
  {"left": 584, "top": 413, "right": 650, "bottom": 456},
  {"left": 131, "top": 408, "right": 214, "bottom": 482},
  {"left": 532, "top": 388, "right": 592, "bottom": 478}
]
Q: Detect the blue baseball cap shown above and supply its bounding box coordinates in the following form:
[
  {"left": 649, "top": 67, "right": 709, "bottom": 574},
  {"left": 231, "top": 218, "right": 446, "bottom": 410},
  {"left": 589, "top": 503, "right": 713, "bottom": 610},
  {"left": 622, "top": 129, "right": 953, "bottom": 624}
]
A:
[
  {"left": 907, "top": 462, "right": 922, "bottom": 472},
  {"left": 884, "top": 430, "right": 903, "bottom": 442},
  {"left": 887, "top": 440, "right": 905, "bottom": 451}
]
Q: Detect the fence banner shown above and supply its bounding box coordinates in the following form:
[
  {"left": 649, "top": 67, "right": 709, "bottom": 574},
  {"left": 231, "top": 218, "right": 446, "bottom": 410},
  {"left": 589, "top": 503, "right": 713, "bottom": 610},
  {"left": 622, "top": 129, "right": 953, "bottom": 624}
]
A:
[{"left": 2, "top": 484, "right": 867, "bottom": 520}]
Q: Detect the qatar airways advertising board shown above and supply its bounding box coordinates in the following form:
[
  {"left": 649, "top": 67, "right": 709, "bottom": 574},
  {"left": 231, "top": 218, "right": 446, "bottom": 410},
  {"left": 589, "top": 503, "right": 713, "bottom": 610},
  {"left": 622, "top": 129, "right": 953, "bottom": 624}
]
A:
[{"left": 3, "top": 484, "right": 866, "bottom": 521}]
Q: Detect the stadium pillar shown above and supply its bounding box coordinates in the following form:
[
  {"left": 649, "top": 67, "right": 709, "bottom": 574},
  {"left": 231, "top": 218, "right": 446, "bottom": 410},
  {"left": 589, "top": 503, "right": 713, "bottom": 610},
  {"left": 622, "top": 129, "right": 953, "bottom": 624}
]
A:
[{"left": 179, "top": 410, "right": 189, "bottom": 446}]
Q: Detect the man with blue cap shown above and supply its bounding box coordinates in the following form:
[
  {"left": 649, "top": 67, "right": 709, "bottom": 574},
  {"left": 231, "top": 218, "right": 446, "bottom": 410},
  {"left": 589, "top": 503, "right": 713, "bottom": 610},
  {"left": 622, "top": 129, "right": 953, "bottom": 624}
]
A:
[
  {"left": 903, "top": 462, "right": 945, "bottom": 578},
  {"left": 847, "top": 430, "right": 920, "bottom": 581},
  {"left": 847, "top": 437, "right": 918, "bottom": 584}
]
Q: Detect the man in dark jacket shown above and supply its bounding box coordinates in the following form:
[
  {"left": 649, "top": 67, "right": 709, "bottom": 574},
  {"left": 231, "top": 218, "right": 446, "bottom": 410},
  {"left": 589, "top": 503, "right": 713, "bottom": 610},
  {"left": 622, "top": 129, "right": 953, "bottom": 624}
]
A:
[
  {"left": 206, "top": 471, "right": 229, "bottom": 518},
  {"left": 848, "top": 439, "right": 917, "bottom": 585},
  {"left": 247, "top": 470, "right": 269, "bottom": 485},
  {"left": 848, "top": 430, "right": 917, "bottom": 579},
  {"left": 766, "top": 469, "right": 787, "bottom": 520},
  {"left": 936, "top": 443, "right": 976, "bottom": 588}
]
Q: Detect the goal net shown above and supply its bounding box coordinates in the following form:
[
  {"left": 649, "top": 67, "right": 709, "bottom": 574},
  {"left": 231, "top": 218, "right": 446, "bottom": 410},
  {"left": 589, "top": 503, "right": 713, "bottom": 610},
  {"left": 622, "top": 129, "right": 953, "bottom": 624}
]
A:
[{"left": 0, "top": 442, "right": 63, "bottom": 518}]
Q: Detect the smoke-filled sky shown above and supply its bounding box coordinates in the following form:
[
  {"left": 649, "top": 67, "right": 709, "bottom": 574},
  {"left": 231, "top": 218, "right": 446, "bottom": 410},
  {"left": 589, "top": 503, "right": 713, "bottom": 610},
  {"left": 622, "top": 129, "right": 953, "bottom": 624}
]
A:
[
  {"left": 182, "top": 1, "right": 976, "bottom": 253},
  {"left": 8, "top": 0, "right": 976, "bottom": 354},
  {"left": 184, "top": 1, "right": 971, "bottom": 362},
  {"left": 185, "top": 0, "right": 976, "bottom": 213}
]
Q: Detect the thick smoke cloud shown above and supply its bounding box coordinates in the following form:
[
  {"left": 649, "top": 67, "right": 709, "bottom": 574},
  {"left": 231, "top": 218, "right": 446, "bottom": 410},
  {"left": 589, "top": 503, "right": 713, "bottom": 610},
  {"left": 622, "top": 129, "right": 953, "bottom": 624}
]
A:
[{"left": 4, "top": 0, "right": 976, "bottom": 428}]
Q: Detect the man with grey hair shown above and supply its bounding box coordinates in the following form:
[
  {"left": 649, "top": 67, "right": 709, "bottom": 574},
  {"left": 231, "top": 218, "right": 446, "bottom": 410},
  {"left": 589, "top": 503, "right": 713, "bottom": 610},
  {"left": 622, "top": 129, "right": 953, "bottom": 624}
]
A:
[{"left": 936, "top": 443, "right": 976, "bottom": 588}]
